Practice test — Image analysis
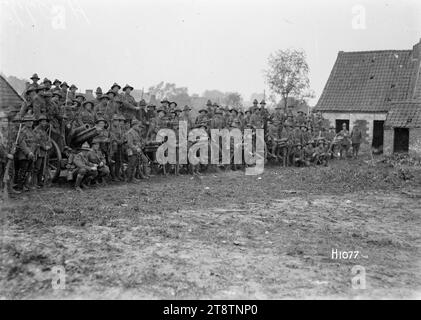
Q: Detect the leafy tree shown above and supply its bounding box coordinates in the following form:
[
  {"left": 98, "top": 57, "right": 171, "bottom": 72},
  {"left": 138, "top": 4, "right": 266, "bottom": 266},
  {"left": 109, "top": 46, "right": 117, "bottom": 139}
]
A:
[
  {"left": 224, "top": 92, "right": 243, "bottom": 108},
  {"left": 264, "top": 48, "right": 312, "bottom": 112}
]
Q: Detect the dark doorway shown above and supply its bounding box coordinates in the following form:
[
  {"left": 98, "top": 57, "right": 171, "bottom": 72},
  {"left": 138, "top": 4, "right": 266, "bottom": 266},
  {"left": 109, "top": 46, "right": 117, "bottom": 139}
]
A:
[
  {"left": 372, "top": 120, "right": 384, "bottom": 149},
  {"left": 393, "top": 128, "right": 409, "bottom": 153},
  {"left": 335, "top": 119, "right": 349, "bottom": 133}
]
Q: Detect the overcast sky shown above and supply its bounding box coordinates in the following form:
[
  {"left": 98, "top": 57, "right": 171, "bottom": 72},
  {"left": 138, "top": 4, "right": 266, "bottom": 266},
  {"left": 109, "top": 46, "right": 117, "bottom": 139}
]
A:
[{"left": 0, "top": 0, "right": 420, "bottom": 104}]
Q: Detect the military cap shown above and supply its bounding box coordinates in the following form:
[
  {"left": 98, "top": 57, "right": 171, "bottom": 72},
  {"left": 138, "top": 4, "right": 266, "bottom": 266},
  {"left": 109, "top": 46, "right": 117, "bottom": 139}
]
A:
[
  {"left": 60, "top": 82, "right": 69, "bottom": 88},
  {"left": 37, "top": 114, "right": 49, "bottom": 121},
  {"left": 147, "top": 104, "right": 156, "bottom": 109},
  {"left": 169, "top": 101, "right": 178, "bottom": 107},
  {"left": 106, "top": 90, "right": 117, "bottom": 96},
  {"left": 260, "top": 99, "right": 266, "bottom": 105},
  {"left": 70, "top": 84, "right": 78, "bottom": 90},
  {"left": 174, "top": 107, "right": 182, "bottom": 113},
  {"left": 30, "top": 73, "right": 40, "bottom": 80},
  {"left": 253, "top": 99, "right": 258, "bottom": 104},
  {"left": 183, "top": 105, "right": 191, "bottom": 111},
  {"left": 95, "top": 87, "right": 103, "bottom": 94},
  {"left": 43, "top": 78, "right": 52, "bottom": 84},
  {"left": 111, "top": 83, "right": 121, "bottom": 90},
  {"left": 83, "top": 100, "right": 94, "bottom": 107},
  {"left": 206, "top": 100, "right": 212, "bottom": 107},
  {"left": 122, "top": 84, "right": 134, "bottom": 91},
  {"left": 139, "top": 99, "right": 147, "bottom": 107},
  {"left": 157, "top": 108, "right": 166, "bottom": 114},
  {"left": 160, "top": 98, "right": 170, "bottom": 104},
  {"left": 198, "top": 108, "right": 208, "bottom": 113},
  {"left": 95, "top": 117, "right": 108, "bottom": 127},
  {"left": 22, "top": 114, "right": 35, "bottom": 121},
  {"left": 80, "top": 142, "right": 92, "bottom": 151},
  {"left": 53, "top": 79, "right": 61, "bottom": 85},
  {"left": 230, "top": 108, "right": 238, "bottom": 114},
  {"left": 245, "top": 109, "right": 251, "bottom": 114}
]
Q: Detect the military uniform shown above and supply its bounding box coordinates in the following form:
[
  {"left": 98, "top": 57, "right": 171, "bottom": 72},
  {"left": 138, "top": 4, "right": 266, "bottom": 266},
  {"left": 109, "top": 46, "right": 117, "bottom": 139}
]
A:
[
  {"left": 87, "top": 144, "right": 110, "bottom": 183},
  {"left": 73, "top": 143, "right": 98, "bottom": 191},
  {"left": 120, "top": 85, "right": 138, "bottom": 124},
  {"left": 125, "top": 122, "right": 145, "bottom": 182},
  {"left": 15, "top": 116, "right": 36, "bottom": 190},
  {"left": 109, "top": 115, "right": 125, "bottom": 180},
  {"left": 32, "top": 116, "right": 52, "bottom": 187}
]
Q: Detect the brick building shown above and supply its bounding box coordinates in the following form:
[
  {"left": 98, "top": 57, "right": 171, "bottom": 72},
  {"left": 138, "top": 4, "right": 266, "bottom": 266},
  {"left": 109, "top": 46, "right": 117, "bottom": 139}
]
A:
[{"left": 315, "top": 39, "right": 421, "bottom": 156}]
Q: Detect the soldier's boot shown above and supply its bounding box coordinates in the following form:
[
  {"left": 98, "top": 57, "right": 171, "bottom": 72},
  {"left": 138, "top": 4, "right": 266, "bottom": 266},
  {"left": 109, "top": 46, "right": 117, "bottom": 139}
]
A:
[
  {"left": 74, "top": 174, "right": 84, "bottom": 192},
  {"left": 23, "top": 172, "right": 34, "bottom": 191},
  {"left": 141, "top": 164, "right": 150, "bottom": 179},
  {"left": 109, "top": 164, "right": 117, "bottom": 181}
]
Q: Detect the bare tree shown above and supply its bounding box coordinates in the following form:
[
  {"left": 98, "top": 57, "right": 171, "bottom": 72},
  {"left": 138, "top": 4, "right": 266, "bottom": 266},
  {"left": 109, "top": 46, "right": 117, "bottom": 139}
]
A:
[{"left": 264, "top": 48, "right": 311, "bottom": 112}]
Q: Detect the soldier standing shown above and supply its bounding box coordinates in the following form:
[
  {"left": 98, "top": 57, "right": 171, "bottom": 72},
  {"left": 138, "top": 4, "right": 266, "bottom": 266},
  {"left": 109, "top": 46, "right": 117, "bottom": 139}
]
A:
[
  {"left": 120, "top": 84, "right": 139, "bottom": 125},
  {"left": 15, "top": 114, "right": 36, "bottom": 191},
  {"left": 94, "top": 87, "right": 103, "bottom": 105},
  {"left": 29, "top": 73, "right": 40, "bottom": 88},
  {"left": 93, "top": 95, "right": 111, "bottom": 121},
  {"left": 125, "top": 119, "right": 144, "bottom": 182},
  {"left": 109, "top": 114, "right": 125, "bottom": 181},
  {"left": 351, "top": 124, "right": 363, "bottom": 158},
  {"left": 33, "top": 115, "right": 52, "bottom": 188}
]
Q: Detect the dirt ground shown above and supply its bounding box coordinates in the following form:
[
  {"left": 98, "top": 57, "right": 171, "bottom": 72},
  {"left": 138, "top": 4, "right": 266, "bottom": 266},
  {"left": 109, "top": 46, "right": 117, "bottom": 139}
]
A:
[{"left": 1, "top": 158, "right": 421, "bottom": 299}]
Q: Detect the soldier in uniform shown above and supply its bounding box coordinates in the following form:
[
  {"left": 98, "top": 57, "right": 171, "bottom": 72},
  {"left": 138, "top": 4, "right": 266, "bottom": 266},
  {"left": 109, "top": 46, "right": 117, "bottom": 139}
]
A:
[
  {"left": 76, "top": 101, "right": 95, "bottom": 127},
  {"left": 120, "top": 84, "right": 139, "bottom": 125},
  {"left": 60, "top": 82, "right": 70, "bottom": 104},
  {"left": 125, "top": 119, "right": 145, "bottom": 182},
  {"left": 19, "top": 86, "right": 37, "bottom": 117},
  {"left": 68, "top": 84, "right": 78, "bottom": 101},
  {"left": 15, "top": 114, "right": 36, "bottom": 191},
  {"left": 337, "top": 123, "right": 351, "bottom": 159},
  {"left": 137, "top": 99, "right": 147, "bottom": 124},
  {"left": 52, "top": 79, "right": 62, "bottom": 92},
  {"left": 110, "top": 83, "right": 121, "bottom": 96},
  {"left": 291, "top": 143, "right": 304, "bottom": 167},
  {"left": 33, "top": 115, "right": 52, "bottom": 188},
  {"left": 160, "top": 98, "right": 170, "bottom": 113},
  {"left": 42, "top": 78, "right": 52, "bottom": 91},
  {"left": 109, "top": 114, "right": 125, "bottom": 181},
  {"left": 94, "top": 87, "right": 103, "bottom": 105},
  {"left": 93, "top": 95, "right": 111, "bottom": 121},
  {"left": 73, "top": 142, "right": 98, "bottom": 191},
  {"left": 249, "top": 106, "right": 263, "bottom": 129},
  {"left": 195, "top": 108, "right": 209, "bottom": 126},
  {"left": 29, "top": 73, "right": 40, "bottom": 88},
  {"left": 180, "top": 105, "right": 194, "bottom": 131},
  {"left": 87, "top": 140, "right": 110, "bottom": 185},
  {"left": 93, "top": 117, "right": 110, "bottom": 164}
]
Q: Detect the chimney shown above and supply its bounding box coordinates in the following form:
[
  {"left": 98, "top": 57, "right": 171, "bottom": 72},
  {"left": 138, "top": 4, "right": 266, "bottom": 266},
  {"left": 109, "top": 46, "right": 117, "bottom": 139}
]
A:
[{"left": 412, "top": 38, "right": 421, "bottom": 60}]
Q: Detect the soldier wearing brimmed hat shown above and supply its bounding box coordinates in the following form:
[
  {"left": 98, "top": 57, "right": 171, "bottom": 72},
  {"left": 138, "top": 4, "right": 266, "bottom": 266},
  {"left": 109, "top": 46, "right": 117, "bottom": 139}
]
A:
[
  {"left": 147, "top": 108, "right": 166, "bottom": 141},
  {"left": 68, "top": 84, "right": 78, "bottom": 101},
  {"left": 15, "top": 114, "right": 36, "bottom": 191},
  {"left": 32, "top": 114, "right": 52, "bottom": 188},
  {"left": 137, "top": 99, "right": 147, "bottom": 124},
  {"left": 249, "top": 106, "right": 263, "bottom": 129},
  {"left": 180, "top": 105, "right": 193, "bottom": 130},
  {"left": 94, "top": 87, "right": 103, "bottom": 105},
  {"left": 109, "top": 114, "right": 125, "bottom": 181},
  {"left": 73, "top": 142, "right": 98, "bottom": 191},
  {"left": 120, "top": 84, "right": 139, "bottom": 124},
  {"left": 87, "top": 139, "right": 110, "bottom": 185},
  {"left": 291, "top": 142, "right": 305, "bottom": 167},
  {"left": 42, "top": 78, "right": 52, "bottom": 90},
  {"left": 125, "top": 119, "right": 148, "bottom": 182},
  {"left": 52, "top": 79, "right": 61, "bottom": 89},
  {"left": 93, "top": 94, "right": 110, "bottom": 122},
  {"left": 76, "top": 101, "right": 95, "bottom": 127},
  {"left": 93, "top": 116, "right": 110, "bottom": 164},
  {"left": 30, "top": 73, "right": 40, "bottom": 88},
  {"left": 195, "top": 108, "right": 209, "bottom": 126},
  {"left": 110, "top": 83, "right": 121, "bottom": 95}
]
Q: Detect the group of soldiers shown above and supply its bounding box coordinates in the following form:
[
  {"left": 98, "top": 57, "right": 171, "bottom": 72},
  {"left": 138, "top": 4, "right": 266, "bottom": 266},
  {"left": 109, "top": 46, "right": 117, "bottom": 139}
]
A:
[{"left": 0, "top": 73, "right": 357, "bottom": 196}]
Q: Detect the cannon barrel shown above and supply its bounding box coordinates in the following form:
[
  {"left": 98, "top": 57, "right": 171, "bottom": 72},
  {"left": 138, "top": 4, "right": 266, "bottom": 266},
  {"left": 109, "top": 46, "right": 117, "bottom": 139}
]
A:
[
  {"left": 68, "top": 124, "right": 90, "bottom": 141},
  {"left": 70, "top": 127, "right": 99, "bottom": 147}
]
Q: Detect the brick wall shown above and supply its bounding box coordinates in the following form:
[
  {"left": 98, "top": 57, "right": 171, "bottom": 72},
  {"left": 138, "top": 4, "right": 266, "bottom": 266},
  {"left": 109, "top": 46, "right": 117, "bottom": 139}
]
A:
[
  {"left": 409, "top": 128, "right": 421, "bottom": 157},
  {"left": 383, "top": 129, "right": 394, "bottom": 155}
]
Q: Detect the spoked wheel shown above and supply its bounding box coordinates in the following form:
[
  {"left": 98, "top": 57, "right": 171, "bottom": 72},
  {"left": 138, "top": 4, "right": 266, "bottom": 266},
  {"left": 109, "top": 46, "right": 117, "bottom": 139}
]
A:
[{"left": 47, "top": 139, "right": 62, "bottom": 182}]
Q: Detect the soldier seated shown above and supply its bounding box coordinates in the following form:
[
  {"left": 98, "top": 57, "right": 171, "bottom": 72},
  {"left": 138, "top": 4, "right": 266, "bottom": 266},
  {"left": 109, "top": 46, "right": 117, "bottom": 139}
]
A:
[{"left": 87, "top": 140, "right": 110, "bottom": 185}]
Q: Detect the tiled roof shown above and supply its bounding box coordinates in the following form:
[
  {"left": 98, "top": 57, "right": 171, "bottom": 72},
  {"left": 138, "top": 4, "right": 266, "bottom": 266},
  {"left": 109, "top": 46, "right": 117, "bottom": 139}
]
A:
[
  {"left": 0, "top": 74, "right": 23, "bottom": 112},
  {"left": 385, "top": 101, "right": 421, "bottom": 128},
  {"left": 315, "top": 49, "right": 420, "bottom": 112}
]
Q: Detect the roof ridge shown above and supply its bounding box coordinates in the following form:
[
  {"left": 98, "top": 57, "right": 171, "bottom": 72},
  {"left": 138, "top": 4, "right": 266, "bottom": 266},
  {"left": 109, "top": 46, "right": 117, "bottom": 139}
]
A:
[{"left": 340, "top": 49, "right": 411, "bottom": 55}]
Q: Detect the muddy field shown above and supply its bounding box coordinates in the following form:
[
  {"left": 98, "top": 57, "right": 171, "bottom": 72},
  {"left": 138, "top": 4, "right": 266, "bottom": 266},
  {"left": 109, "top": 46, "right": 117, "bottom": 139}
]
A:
[{"left": 1, "top": 158, "right": 420, "bottom": 299}]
